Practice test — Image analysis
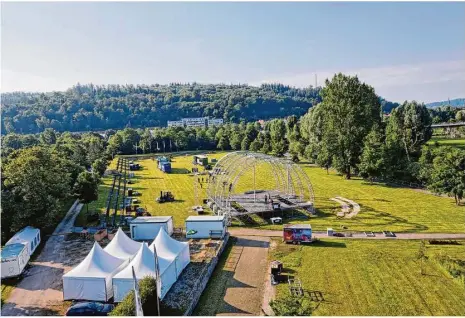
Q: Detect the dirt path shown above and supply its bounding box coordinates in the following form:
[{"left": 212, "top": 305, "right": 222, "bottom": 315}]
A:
[
  {"left": 216, "top": 236, "right": 270, "bottom": 316},
  {"left": 229, "top": 228, "right": 465, "bottom": 240},
  {"left": 1, "top": 201, "right": 85, "bottom": 316}
]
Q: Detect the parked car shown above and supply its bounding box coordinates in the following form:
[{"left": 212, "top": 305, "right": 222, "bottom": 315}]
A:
[
  {"left": 65, "top": 302, "right": 114, "bottom": 316},
  {"left": 332, "top": 232, "right": 345, "bottom": 237}
]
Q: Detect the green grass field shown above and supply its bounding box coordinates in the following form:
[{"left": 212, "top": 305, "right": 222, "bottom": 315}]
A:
[
  {"left": 77, "top": 152, "right": 465, "bottom": 233},
  {"left": 427, "top": 137, "right": 465, "bottom": 149},
  {"left": 76, "top": 152, "right": 225, "bottom": 227},
  {"left": 270, "top": 239, "right": 465, "bottom": 316}
]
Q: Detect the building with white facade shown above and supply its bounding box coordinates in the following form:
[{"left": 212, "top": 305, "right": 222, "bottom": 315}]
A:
[
  {"left": 167, "top": 120, "right": 185, "bottom": 128},
  {"left": 207, "top": 118, "right": 224, "bottom": 126},
  {"left": 166, "top": 117, "right": 224, "bottom": 128}
]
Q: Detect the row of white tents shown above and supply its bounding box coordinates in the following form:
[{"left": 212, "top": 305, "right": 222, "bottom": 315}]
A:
[{"left": 63, "top": 228, "right": 190, "bottom": 302}]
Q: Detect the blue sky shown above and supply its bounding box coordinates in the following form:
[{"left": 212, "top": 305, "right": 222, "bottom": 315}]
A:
[{"left": 2, "top": 2, "right": 464, "bottom": 102}]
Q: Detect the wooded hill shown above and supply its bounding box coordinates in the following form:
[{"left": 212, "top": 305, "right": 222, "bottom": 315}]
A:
[{"left": 1, "top": 82, "right": 400, "bottom": 134}]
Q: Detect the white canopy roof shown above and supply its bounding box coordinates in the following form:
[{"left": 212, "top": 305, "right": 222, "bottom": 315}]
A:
[
  {"left": 104, "top": 228, "right": 141, "bottom": 260},
  {"left": 64, "top": 242, "right": 125, "bottom": 278},
  {"left": 150, "top": 227, "right": 189, "bottom": 262},
  {"left": 113, "top": 243, "right": 171, "bottom": 279}
]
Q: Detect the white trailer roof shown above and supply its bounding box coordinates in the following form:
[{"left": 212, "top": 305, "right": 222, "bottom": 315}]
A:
[
  {"left": 6, "top": 226, "right": 39, "bottom": 246},
  {"left": 104, "top": 228, "right": 141, "bottom": 260},
  {"left": 186, "top": 216, "right": 225, "bottom": 222},
  {"left": 130, "top": 216, "right": 172, "bottom": 224},
  {"left": 64, "top": 242, "right": 126, "bottom": 278}
]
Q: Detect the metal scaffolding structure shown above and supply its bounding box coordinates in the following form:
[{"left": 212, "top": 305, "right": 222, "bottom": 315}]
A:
[{"left": 207, "top": 152, "right": 315, "bottom": 222}]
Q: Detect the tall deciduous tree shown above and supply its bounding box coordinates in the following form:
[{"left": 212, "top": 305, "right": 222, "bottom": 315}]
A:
[
  {"left": 318, "top": 74, "right": 381, "bottom": 179},
  {"left": 358, "top": 125, "right": 387, "bottom": 183},
  {"left": 420, "top": 146, "right": 465, "bottom": 205},
  {"left": 40, "top": 128, "right": 57, "bottom": 145},
  {"left": 269, "top": 118, "right": 288, "bottom": 156},
  {"left": 73, "top": 171, "right": 100, "bottom": 214},
  {"left": 386, "top": 101, "right": 432, "bottom": 161},
  {"left": 2, "top": 146, "right": 71, "bottom": 234}
]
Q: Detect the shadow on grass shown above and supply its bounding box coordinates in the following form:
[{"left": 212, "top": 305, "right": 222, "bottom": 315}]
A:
[
  {"left": 171, "top": 168, "right": 190, "bottom": 174},
  {"left": 309, "top": 240, "right": 347, "bottom": 248}
]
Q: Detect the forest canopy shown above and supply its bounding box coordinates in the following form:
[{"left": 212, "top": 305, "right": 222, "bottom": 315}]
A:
[{"left": 1, "top": 82, "right": 399, "bottom": 134}]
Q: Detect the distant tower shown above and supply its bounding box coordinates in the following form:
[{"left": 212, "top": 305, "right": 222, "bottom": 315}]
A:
[{"left": 315, "top": 74, "right": 317, "bottom": 88}]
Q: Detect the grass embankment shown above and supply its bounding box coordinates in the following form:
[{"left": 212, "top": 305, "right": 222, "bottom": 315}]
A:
[
  {"left": 270, "top": 239, "right": 465, "bottom": 316},
  {"left": 193, "top": 238, "right": 237, "bottom": 316},
  {"left": 427, "top": 137, "right": 465, "bottom": 149},
  {"left": 76, "top": 151, "right": 464, "bottom": 233}
]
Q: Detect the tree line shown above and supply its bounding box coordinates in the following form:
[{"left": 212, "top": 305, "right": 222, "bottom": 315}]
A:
[
  {"left": 2, "top": 74, "right": 464, "bottom": 242},
  {"left": 1, "top": 82, "right": 406, "bottom": 135},
  {"left": 1, "top": 83, "right": 322, "bottom": 134}
]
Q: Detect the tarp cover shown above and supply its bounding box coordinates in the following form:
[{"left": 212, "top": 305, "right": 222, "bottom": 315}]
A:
[
  {"left": 104, "top": 228, "right": 141, "bottom": 260},
  {"left": 150, "top": 228, "right": 190, "bottom": 278},
  {"left": 112, "top": 243, "right": 176, "bottom": 302},
  {"left": 63, "top": 242, "right": 127, "bottom": 301}
]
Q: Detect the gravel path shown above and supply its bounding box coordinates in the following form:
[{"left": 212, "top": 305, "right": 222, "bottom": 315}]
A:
[
  {"left": 216, "top": 236, "right": 270, "bottom": 316},
  {"left": 229, "top": 228, "right": 465, "bottom": 240},
  {"left": 1, "top": 201, "right": 84, "bottom": 316}
]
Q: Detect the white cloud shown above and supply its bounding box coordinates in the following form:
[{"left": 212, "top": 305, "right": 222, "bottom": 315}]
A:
[{"left": 252, "top": 60, "right": 465, "bottom": 102}]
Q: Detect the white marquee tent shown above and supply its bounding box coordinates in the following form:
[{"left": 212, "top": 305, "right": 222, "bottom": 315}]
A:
[
  {"left": 104, "top": 228, "right": 141, "bottom": 260},
  {"left": 63, "top": 242, "right": 128, "bottom": 301},
  {"left": 150, "top": 228, "right": 190, "bottom": 279},
  {"left": 112, "top": 243, "right": 177, "bottom": 302}
]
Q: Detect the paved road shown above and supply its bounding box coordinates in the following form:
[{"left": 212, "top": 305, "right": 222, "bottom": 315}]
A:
[
  {"left": 229, "top": 228, "right": 465, "bottom": 240},
  {"left": 216, "top": 236, "right": 270, "bottom": 316},
  {"left": 1, "top": 201, "right": 83, "bottom": 316}
]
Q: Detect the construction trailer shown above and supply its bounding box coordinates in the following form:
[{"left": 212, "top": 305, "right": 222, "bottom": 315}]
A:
[
  {"left": 160, "top": 162, "right": 171, "bottom": 173},
  {"left": 185, "top": 215, "right": 227, "bottom": 239},
  {"left": 6, "top": 226, "right": 41, "bottom": 256},
  {"left": 1, "top": 243, "right": 30, "bottom": 278},
  {"left": 129, "top": 216, "right": 174, "bottom": 240},
  {"left": 193, "top": 155, "right": 208, "bottom": 166},
  {"left": 283, "top": 224, "right": 312, "bottom": 244}
]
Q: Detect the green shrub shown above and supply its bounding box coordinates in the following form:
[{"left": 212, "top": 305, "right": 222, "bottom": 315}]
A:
[
  {"left": 270, "top": 295, "right": 313, "bottom": 316},
  {"left": 110, "top": 276, "right": 158, "bottom": 316}
]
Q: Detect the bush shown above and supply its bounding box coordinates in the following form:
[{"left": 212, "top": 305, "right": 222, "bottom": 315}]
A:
[
  {"left": 270, "top": 295, "right": 313, "bottom": 316},
  {"left": 110, "top": 276, "right": 159, "bottom": 316}
]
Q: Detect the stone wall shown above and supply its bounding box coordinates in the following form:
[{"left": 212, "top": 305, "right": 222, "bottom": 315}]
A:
[{"left": 182, "top": 233, "right": 230, "bottom": 316}]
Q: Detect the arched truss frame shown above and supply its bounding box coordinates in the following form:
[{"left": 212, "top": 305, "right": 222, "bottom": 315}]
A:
[{"left": 207, "top": 151, "right": 315, "bottom": 215}]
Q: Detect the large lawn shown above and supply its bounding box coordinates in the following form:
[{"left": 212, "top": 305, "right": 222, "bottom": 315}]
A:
[
  {"left": 79, "top": 152, "right": 465, "bottom": 233},
  {"left": 427, "top": 136, "right": 465, "bottom": 149},
  {"left": 77, "top": 152, "right": 226, "bottom": 227},
  {"left": 270, "top": 239, "right": 465, "bottom": 316}
]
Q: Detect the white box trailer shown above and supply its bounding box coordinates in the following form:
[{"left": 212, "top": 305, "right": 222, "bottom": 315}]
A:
[
  {"left": 6, "top": 226, "right": 41, "bottom": 256},
  {"left": 1, "top": 243, "right": 30, "bottom": 278},
  {"left": 185, "top": 216, "right": 227, "bottom": 239},
  {"left": 130, "top": 216, "right": 174, "bottom": 240}
]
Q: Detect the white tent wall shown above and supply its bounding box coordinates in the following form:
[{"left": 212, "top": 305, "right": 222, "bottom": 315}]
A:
[
  {"left": 63, "top": 277, "right": 106, "bottom": 301},
  {"left": 159, "top": 259, "right": 177, "bottom": 299},
  {"left": 62, "top": 242, "right": 129, "bottom": 302}
]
